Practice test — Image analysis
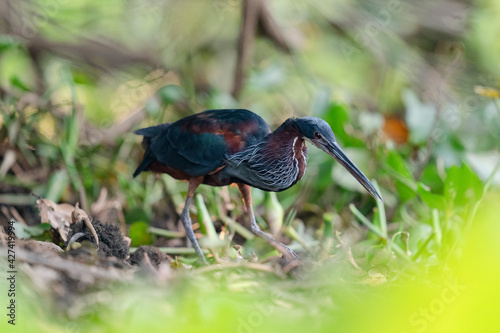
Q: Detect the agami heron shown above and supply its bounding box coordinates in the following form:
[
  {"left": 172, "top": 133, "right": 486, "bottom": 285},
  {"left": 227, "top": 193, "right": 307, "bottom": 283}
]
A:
[{"left": 133, "top": 109, "right": 382, "bottom": 263}]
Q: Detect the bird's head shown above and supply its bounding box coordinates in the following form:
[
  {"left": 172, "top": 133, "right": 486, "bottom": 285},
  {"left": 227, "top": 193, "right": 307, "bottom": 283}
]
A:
[{"left": 296, "top": 117, "right": 383, "bottom": 202}]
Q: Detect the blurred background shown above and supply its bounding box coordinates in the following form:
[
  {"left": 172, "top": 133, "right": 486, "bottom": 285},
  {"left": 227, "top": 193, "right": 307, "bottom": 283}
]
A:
[{"left": 1, "top": 0, "right": 500, "bottom": 332}]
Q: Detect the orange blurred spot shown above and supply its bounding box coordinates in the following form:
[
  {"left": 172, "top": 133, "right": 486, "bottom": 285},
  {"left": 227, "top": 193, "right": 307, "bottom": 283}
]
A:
[{"left": 382, "top": 116, "right": 408, "bottom": 144}]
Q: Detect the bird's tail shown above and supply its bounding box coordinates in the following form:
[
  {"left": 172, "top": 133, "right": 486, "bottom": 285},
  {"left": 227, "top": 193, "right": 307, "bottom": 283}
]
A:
[
  {"left": 133, "top": 150, "right": 154, "bottom": 178},
  {"left": 133, "top": 123, "right": 170, "bottom": 178},
  {"left": 134, "top": 123, "right": 170, "bottom": 136}
]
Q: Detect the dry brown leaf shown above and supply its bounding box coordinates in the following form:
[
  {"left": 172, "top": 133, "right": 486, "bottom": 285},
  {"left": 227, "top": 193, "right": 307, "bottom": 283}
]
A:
[
  {"left": 71, "top": 202, "right": 89, "bottom": 223},
  {"left": 37, "top": 199, "right": 75, "bottom": 241}
]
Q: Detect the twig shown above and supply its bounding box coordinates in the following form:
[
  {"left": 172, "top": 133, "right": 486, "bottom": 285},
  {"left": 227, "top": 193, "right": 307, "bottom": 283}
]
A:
[
  {"left": 220, "top": 216, "right": 255, "bottom": 240},
  {"left": 231, "top": 0, "right": 292, "bottom": 98},
  {"left": 9, "top": 207, "right": 26, "bottom": 224},
  {"left": 232, "top": 0, "right": 261, "bottom": 98},
  {"left": 195, "top": 262, "right": 278, "bottom": 275},
  {"left": 27, "top": 45, "right": 45, "bottom": 95},
  {"left": 148, "top": 226, "right": 185, "bottom": 238}
]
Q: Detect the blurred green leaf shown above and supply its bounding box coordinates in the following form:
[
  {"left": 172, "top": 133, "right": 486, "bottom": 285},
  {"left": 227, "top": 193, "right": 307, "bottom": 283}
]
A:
[
  {"left": 10, "top": 76, "right": 30, "bottom": 92},
  {"left": 403, "top": 90, "right": 437, "bottom": 145},
  {"left": 129, "top": 221, "right": 154, "bottom": 246},
  {"left": 373, "top": 180, "right": 387, "bottom": 237},
  {"left": 145, "top": 97, "right": 161, "bottom": 117},
  {"left": 159, "top": 84, "right": 183, "bottom": 104},
  {"left": 408, "top": 223, "right": 433, "bottom": 258},
  {"left": 418, "top": 183, "right": 446, "bottom": 211},
  {"left": 385, "top": 150, "right": 416, "bottom": 201},
  {"left": 264, "top": 191, "right": 284, "bottom": 236},
  {"left": 323, "top": 103, "right": 364, "bottom": 146},
  {"left": 444, "top": 164, "right": 484, "bottom": 209},
  {"left": 419, "top": 163, "right": 444, "bottom": 192},
  {"left": 14, "top": 223, "right": 51, "bottom": 239},
  {"left": 320, "top": 212, "right": 335, "bottom": 258},
  {"left": 417, "top": 183, "right": 446, "bottom": 211},
  {"left": 125, "top": 207, "right": 150, "bottom": 225},
  {"left": 195, "top": 193, "right": 217, "bottom": 240},
  {"left": 63, "top": 111, "right": 79, "bottom": 156},
  {"left": 0, "top": 35, "right": 20, "bottom": 51},
  {"left": 36, "top": 143, "right": 59, "bottom": 160},
  {"left": 72, "top": 71, "right": 94, "bottom": 85},
  {"left": 45, "top": 170, "right": 69, "bottom": 202}
]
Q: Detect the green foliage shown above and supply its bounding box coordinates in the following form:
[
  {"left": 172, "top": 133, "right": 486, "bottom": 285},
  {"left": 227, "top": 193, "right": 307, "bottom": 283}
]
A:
[
  {"left": 444, "top": 164, "right": 483, "bottom": 212},
  {"left": 195, "top": 193, "right": 217, "bottom": 240},
  {"left": 323, "top": 103, "right": 364, "bottom": 147},
  {"left": 403, "top": 90, "right": 437, "bottom": 145},
  {"left": 418, "top": 184, "right": 446, "bottom": 211},
  {"left": 14, "top": 223, "right": 52, "bottom": 240},
  {"left": 385, "top": 150, "right": 416, "bottom": 202},
  {"left": 159, "top": 84, "right": 184, "bottom": 105},
  {"left": 129, "top": 221, "right": 154, "bottom": 247}
]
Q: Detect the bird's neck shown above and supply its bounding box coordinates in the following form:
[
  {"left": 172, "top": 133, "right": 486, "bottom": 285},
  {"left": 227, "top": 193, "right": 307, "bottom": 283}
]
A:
[
  {"left": 225, "top": 118, "right": 308, "bottom": 192},
  {"left": 266, "top": 118, "right": 304, "bottom": 153},
  {"left": 264, "top": 118, "right": 307, "bottom": 191},
  {"left": 260, "top": 119, "right": 308, "bottom": 190}
]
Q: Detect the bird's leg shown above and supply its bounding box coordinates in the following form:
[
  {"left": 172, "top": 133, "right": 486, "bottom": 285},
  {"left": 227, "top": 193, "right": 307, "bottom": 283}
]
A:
[
  {"left": 181, "top": 177, "right": 207, "bottom": 264},
  {"left": 237, "top": 184, "right": 298, "bottom": 260}
]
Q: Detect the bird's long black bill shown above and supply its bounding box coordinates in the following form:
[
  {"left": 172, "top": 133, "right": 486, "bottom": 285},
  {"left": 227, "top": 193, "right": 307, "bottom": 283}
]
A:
[{"left": 327, "top": 142, "right": 383, "bottom": 203}]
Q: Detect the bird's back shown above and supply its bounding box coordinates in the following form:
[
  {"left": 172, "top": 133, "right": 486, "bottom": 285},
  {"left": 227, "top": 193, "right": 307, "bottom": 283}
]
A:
[{"left": 133, "top": 109, "right": 271, "bottom": 179}]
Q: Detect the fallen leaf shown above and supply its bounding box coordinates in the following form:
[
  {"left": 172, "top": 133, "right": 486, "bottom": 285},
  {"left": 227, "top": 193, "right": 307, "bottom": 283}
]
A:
[
  {"left": 37, "top": 198, "right": 74, "bottom": 241},
  {"left": 71, "top": 202, "right": 89, "bottom": 223}
]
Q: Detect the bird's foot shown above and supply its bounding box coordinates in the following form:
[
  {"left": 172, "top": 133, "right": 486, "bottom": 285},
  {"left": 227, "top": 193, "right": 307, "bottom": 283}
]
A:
[
  {"left": 282, "top": 245, "right": 299, "bottom": 260},
  {"left": 198, "top": 254, "right": 208, "bottom": 265},
  {"left": 190, "top": 242, "right": 208, "bottom": 265},
  {"left": 278, "top": 252, "right": 302, "bottom": 275}
]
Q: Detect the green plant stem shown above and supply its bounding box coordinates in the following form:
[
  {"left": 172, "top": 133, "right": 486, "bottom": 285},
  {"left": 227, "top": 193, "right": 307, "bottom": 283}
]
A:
[
  {"left": 220, "top": 216, "right": 255, "bottom": 240},
  {"left": 148, "top": 227, "right": 185, "bottom": 238},
  {"left": 349, "top": 204, "right": 409, "bottom": 260},
  {"left": 373, "top": 180, "right": 387, "bottom": 237}
]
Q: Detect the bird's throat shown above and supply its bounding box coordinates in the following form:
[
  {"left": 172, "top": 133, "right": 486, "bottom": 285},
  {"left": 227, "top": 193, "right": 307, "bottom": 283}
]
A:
[{"left": 224, "top": 120, "right": 309, "bottom": 192}]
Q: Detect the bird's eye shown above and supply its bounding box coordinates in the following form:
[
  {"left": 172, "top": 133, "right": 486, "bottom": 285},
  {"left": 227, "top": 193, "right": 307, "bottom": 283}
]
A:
[{"left": 314, "top": 132, "right": 322, "bottom": 139}]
